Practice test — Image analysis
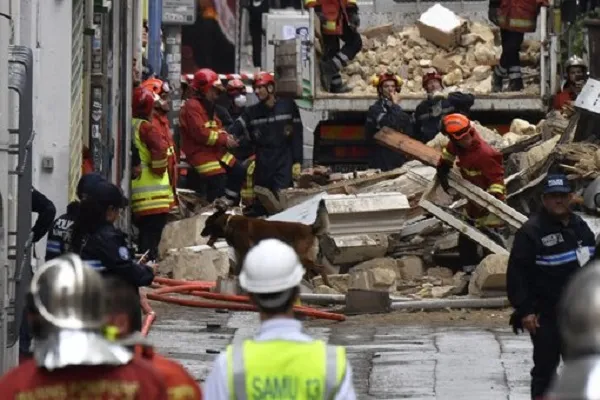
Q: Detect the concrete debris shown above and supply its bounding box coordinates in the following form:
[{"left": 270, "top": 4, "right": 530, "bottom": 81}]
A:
[
  {"left": 345, "top": 21, "right": 540, "bottom": 96},
  {"left": 397, "top": 256, "right": 425, "bottom": 280},
  {"left": 159, "top": 247, "right": 230, "bottom": 282},
  {"left": 468, "top": 254, "right": 509, "bottom": 297},
  {"left": 158, "top": 213, "right": 211, "bottom": 259},
  {"left": 321, "top": 233, "right": 389, "bottom": 265},
  {"left": 314, "top": 285, "right": 341, "bottom": 295},
  {"left": 312, "top": 274, "right": 350, "bottom": 294}
]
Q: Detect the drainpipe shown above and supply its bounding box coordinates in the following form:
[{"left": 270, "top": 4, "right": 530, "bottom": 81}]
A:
[{"left": 147, "top": 0, "right": 162, "bottom": 77}]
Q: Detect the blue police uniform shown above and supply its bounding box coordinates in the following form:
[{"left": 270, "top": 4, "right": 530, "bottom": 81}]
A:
[{"left": 507, "top": 174, "right": 596, "bottom": 399}]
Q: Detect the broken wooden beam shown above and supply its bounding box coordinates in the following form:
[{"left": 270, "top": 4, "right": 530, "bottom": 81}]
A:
[{"left": 374, "top": 127, "right": 442, "bottom": 167}]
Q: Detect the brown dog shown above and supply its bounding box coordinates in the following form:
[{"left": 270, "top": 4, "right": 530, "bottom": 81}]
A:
[{"left": 201, "top": 204, "right": 331, "bottom": 287}]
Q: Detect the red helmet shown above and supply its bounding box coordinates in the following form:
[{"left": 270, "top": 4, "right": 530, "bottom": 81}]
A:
[
  {"left": 191, "top": 68, "right": 223, "bottom": 94},
  {"left": 141, "top": 78, "right": 170, "bottom": 96},
  {"left": 226, "top": 79, "right": 246, "bottom": 95},
  {"left": 441, "top": 113, "right": 473, "bottom": 141},
  {"left": 132, "top": 86, "right": 155, "bottom": 116},
  {"left": 253, "top": 72, "right": 275, "bottom": 88},
  {"left": 371, "top": 72, "right": 404, "bottom": 92},
  {"left": 422, "top": 70, "right": 443, "bottom": 90}
]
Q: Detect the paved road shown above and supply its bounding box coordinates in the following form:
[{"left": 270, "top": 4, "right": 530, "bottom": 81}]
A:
[{"left": 148, "top": 304, "right": 533, "bottom": 399}]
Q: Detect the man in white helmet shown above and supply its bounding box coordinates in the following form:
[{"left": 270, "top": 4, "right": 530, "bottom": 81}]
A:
[
  {"left": 553, "top": 55, "right": 588, "bottom": 111},
  {"left": 204, "top": 238, "right": 357, "bottom": 399}
]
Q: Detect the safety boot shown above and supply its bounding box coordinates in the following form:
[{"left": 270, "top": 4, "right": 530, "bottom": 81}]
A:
[
  {"left": 319, "top": 59, "right": 338, "bottom": 92},
  {"left": 491, "top": 66, "right": 506, "bottom": 93},
  {"left": 507, "top": 78, "right": 524, "bottom": 92}
]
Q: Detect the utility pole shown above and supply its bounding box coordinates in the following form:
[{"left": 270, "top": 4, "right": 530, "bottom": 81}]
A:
[{"left": 162, "top": 0, "right": 197, "bottom": 149}]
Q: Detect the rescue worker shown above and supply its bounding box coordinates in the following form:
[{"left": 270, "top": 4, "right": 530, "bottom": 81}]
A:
[
  {"left": 548, "top": 259, "right": 600, "bottom": 399},
  {"left": 204, "top": 239, "right": 357, "bottom": 398},
  {"left": 104, "top": 276, "right": 203, "bottom": 399},
  {"left": 229, "top": 72, "right": 303, "bottom": 216},
  {"left": 365, "top": 71, "right": 412, "bottom": 171},
  {"left": 71, "top": 181, "right": 155, "bottom": 290},
  {"left": 437, "top": 113, "right": 506, "bottom": 267},
  {"left": 142, "top": 78, "right": 179, "bottom": 204},
  {"left": 19, "top": 187, "right": 57, "bottom": 362},
  {"left": 553, "top": 55, "right": 588, "bottom": 111},
  {"left": 492, "top": 0, "right": 547, "bottom": 92},
  {"left": 0, "top": 254, "right": 168, "bottom": 399},
  {"left": 247, "top": 0, "right": 269, "bottom": 68},
  {"left": 132, "top": 86, "right": 173, "bottom": 260},
  {"left": 507, "top": 174, "right": 595, "bottom": 400},
  {"left": 306, "top": 0, "right": 363, "bottom": 93},
  {"left": 413, "top": 69, "right": 475, "bottom": 144},
  {"left": 179, "top": 68, "right": 245, "bottom": 205},
  {"left": 45, "top": 172, "right": 106, "bottom": 260},
  {"left": 225, "top": 79, "right": 256, "bottom": 208}
]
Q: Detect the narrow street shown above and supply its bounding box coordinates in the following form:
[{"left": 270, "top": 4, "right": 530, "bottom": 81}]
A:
[{"left": 148, "top": 303, "right": 533, "bottom": 399}]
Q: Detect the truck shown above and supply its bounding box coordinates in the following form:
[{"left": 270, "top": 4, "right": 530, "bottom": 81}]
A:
[{"left": 260, "top": 0, "right": 559, "bottom": 171}]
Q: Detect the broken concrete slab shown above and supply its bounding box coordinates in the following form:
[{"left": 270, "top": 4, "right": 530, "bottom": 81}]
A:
[
  {"left": 468, "top": 254, "right": 509, "bottom": 297},
  {"left": 349, "top": 267, "right": 397, "bottom": 292},
  {"left": 397, "top": 256, "right": 425, "bottom": 280},
  {"left": 353, "top": 257, "right": 402, "bottom": 277},
  {"left": 314, "top": 285, "right": 341, "bottom": 295},
  {"left": 312, "top": 274, "right": 350, "bottom": 294},
  {"left": 321, "top": 233, "right": 389, "bottom": 265},
  {"left": 431, "top": 285, "right": 455, "bottom": 298},
  {"left": 427, "top": 266, "right": 454, "bottom": 279},
  {"left": 158, "top": 213, "right": 211, "bottom": 258},
  {"left": 159, "top": 247, "right": 230, "bottom": 281},
  {"left": 451, "top": 271, "right": 469, "bottom": 295},
  {"left": 345, "top": 289, "right": 392, "bottom": 315}
]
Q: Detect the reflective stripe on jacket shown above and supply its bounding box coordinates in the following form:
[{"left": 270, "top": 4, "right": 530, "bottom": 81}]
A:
[
  {"left": 132, "top": 118, "right": 173, "bottom": 216},
  {"left": 498, "top": 0, "right": 538, "bottom": 32},
  {"left": 226, "top": 339, "right": 347, "bottom": 399},
  {"left": 241, "top": 157, "right": 256, "bottom": 204}
]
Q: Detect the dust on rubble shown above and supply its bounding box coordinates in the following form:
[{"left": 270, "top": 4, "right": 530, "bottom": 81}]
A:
[{"left": 306, "top": 308, "right": 513, "bottom": 328}]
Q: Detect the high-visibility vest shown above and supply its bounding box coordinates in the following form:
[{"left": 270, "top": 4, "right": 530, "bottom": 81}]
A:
[
  {"left": 240, "top": 159, "right": 256, "bottom": 204},
  {"left": 132, "top": 118, "right": 173, "bottom": 215},
  {"left": 227, "top": 339, "right": 347, "bottom": 400}
]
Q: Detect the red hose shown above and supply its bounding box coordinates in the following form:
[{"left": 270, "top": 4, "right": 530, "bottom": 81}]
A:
[{"left": 140, "top": 291, "right": 156, "bottom": 336}]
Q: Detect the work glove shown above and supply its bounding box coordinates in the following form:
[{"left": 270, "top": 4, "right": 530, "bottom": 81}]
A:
[
  {"left": 436, "top": 162, "right": 451, "bottom": 193},
  {"left": 509, "top": 311, "right": 524, "bottom": 335},
  {"left": 347, "top": 9, "right": 360, "bottom": 29},
  {"left": 292, "top": 163, "right": 302, "bottom": 180}
]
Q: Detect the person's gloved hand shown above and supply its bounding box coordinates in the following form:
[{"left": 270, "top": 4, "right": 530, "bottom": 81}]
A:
[
  {"left": 436, "top": 162, "right": 451, "bottom": 193},
  {"left": 509, "top": 311, "right": 524, "bottom": 335},
  {"left": 292, "top": 163, "right": 302, "bottom": 180},
  {"left": 347, "top": 9, "right": 360, "bottom": 29}
]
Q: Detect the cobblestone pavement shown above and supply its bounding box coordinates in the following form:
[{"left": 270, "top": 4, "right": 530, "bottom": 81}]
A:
[{"left": 148, "top": 305, "right": 533, "bottom": 399}]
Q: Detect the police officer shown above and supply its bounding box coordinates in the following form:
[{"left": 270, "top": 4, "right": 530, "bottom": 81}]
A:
[
  {"left": 229, "top": 72, "right": 303, "bottom": 216},
  {"left": 548, "top": 259, "right": 600, "bottom": 399},
  {"left": 204, "top": 239, "right": 357, "bottom": 399},
  {"left": 413, "top": 69, "right": 475, "bottom": 144},
  {"left": 45, "top": 173, "right": 106, "bottom": 261},
  {"left": 507, "top": 174, "right": 596, "bottom": 399},
  {"left": 70, "top": 181, "right": 155, "bottom": 289},
  {"left": 365, "top": 71, "right": 412, "bottom": 171},
  {"left": 0, "top": 254, "right": 168, "bottom": 398}
]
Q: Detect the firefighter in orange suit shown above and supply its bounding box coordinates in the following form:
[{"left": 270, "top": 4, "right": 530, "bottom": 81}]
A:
[
  {"left": 131, "top": 86, "right": 172, "bottom": 262},
  {"left": 305, "top": 0, "right": 362, "bottom": 93},
  {"left": 491, "top": 0, "right": 547, "bottom": 92},
  {"left": 437, "top": 113, "right": 507, "bottom": 267},
  {"left": 179, "top": 68, "right": 245, "bottom": 205},
  {"left": 142, "top": 78, "right": 178, "bottom": 205}
]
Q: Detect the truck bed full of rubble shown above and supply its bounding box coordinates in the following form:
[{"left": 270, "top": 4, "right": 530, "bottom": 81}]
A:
[{"left": 332, "top": 22, "right": 541, "bottom": 97}]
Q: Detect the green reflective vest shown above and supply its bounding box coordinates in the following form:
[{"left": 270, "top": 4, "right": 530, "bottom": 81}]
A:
[{"left": 227, "top": 339, "right": 346, "bottom": 400}]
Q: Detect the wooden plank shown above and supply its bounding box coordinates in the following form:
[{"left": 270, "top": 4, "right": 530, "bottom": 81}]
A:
[
  {"left": 500, "top": 133, "right": 542, "bottom": 155},
  {"left": 374, "top": 127, "right": 442, "bottom": 167}
]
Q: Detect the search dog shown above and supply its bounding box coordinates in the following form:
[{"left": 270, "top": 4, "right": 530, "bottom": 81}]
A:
[{"left": 201, "top": 204, "right": 331, "bottom": 287}]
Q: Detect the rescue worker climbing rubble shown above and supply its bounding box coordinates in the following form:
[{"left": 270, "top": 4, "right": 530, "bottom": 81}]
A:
[
  {"left": 204, "top": 239, "right": 357, "bottom": 399},
  {"left": 553, "top": 55, "right": 588, "bottom": 111},
  {"left": 413, "top": 69, "right": 475, "bottom": 144},
  {"left": 305, "top": 0, "right": 363, "bottom": 93},
  {"left": 229, "top": 72, "right": 303, "bottom": 216},
  {"left": 142, "top": 78, "right": 179, "bottom": 204},
  {"left": 0, "top": 254, "right": 168, "bottom": 399},
  {"left": 437, "top": 113, "right": 507, "bottom": 268},
  {"left": 365, "top": 71, "right": 412, "bottom": 171},
  {"left": 132, "top": 86, "right": 173, "bottom": 260},
  {"left": 507, "top": 174, "right": 595, "bottom": 400},
  {"left": 491, "top": 0, "right": 547, "bottom": 92},
  {"left": 103, "top": 276, "right": 203, "bottom": 400},
  {"left": 179, "top": 68, "right": 245, "bottom": 206}
]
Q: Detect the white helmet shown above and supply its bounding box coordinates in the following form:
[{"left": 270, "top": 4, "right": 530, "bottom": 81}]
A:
[{"left": 239, "top": 239, "right": 305, "bottom": 295}]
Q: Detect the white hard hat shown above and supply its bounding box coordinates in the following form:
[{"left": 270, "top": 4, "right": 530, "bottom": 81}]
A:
[{"left": 239, "top": 239, "right": 305, "bottom": 295}]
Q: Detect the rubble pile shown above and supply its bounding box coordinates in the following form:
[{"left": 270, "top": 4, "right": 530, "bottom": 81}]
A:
[
  {"left": 555, "top": 142, "right": 600, "bottom": 179},
  {"left": 340, "top": 22, "right": 541, "bottom": 96}
]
